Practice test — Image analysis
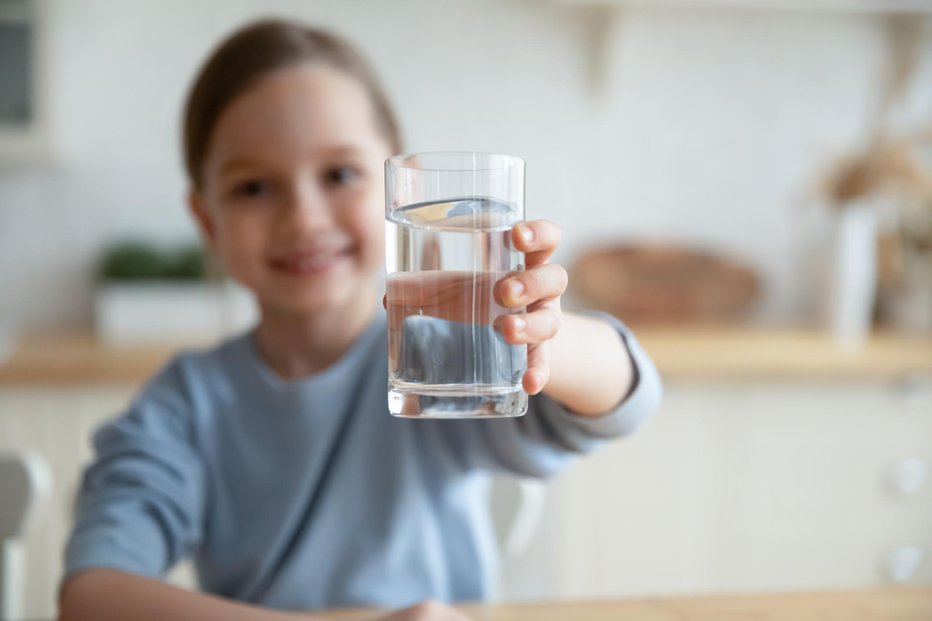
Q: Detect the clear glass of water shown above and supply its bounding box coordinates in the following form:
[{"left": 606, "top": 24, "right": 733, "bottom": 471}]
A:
[{"left": 385, "top": 152, "right": 528, "bottom": 418}]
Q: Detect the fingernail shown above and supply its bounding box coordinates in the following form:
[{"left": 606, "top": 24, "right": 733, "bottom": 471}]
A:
[
  {"left": 509, "top": 280, "right": 525, "bottom": 299},
  {"left": 519, "top": 224, "right": 534, "bottom": 243},
  {"left": 512, "top": 316, "right": 526, "bottom": 334}
]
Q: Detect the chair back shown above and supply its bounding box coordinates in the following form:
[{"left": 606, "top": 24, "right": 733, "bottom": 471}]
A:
[{"left": 0, "top": 452, "right": 52, "bottom": 621}]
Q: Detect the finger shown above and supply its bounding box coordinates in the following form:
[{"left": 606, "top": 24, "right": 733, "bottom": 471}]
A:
[
  {"left": 512, "top": 220, "right": 561, "bottom": 266},
  {"left": 493, "top": 307, "right": 561, "bottom": 345},
  {"left": 495, "top": 263, "right": 568, "bottom": 308},
  {"left": 523, "top": 343, "right": 550, "bottom": 395}
]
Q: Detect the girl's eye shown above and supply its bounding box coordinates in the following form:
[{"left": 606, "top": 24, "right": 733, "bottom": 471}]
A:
[
  {"left": 233, "top": 180, "right": 271, "bottom": 198},
  {"left": 323, "top": 166, "right": 362, "bottom": 187}
]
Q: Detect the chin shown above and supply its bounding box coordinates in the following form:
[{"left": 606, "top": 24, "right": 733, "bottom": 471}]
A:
[{"left": 274, "top": 289, "right": 369, "bottom": 317}]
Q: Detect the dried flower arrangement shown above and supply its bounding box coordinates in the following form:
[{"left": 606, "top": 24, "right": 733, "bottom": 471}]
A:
[
  {"left": 823, "top": 136, "right": 931, "bottom": 208},
  {"left": 818, "top": 17, "right": 932, "bottom": 335},
  {"left": 822, "top": 18, "right": 931, "bottom": 210},
  {"left": 825, "top": 133, "right": 932, "bottom": 287}
]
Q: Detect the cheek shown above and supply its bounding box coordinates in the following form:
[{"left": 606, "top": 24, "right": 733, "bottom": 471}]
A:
[
  {"left": 357, "top": 208, "right": 385, "bottom": 264},
  {"left": 353, "top": 187, "right": 387, "bottom": 262},
  {"left": 369, "top": 222, "right": 386, "bottom": 263},
  {"left": 215, "top": 214, "right": 266, "bottom": 265}
]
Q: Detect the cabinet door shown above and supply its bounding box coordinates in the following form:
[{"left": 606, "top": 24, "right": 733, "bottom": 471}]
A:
[
  {"left": 546, "top": 380, "right": 932, "bottom": 598},
  {"left": 0, "top": 387, "right": 198, "bottom": 617},
  {"left": 0, "top": 387, "right": 131, "bottom": 618}
]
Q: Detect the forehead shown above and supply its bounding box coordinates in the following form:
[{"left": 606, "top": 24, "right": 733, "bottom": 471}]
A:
[{"left": 206, "top": 63, "right": 387, "bottom": 171}]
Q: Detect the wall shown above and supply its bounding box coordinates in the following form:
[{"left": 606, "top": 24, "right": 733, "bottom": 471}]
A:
[{"left": 1, "top": 0, "right": 927, "bottom": 330}]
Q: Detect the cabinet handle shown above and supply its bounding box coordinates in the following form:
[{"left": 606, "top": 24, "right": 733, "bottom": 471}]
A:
[
  {"left": 888, "top": 457, "right": 928, "bottom": 495},
  {"left": 892, "top": 371, "right": 932, "bottom": 406}
]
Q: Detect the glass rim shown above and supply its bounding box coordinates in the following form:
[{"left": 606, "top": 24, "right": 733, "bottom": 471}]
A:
[{"left": 386, "top": 151, "right": 525, "bottom": 173}]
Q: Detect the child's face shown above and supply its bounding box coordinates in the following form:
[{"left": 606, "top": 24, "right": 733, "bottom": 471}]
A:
[{"left": 190, "top": 64, "right": 392, "bottom": 319}]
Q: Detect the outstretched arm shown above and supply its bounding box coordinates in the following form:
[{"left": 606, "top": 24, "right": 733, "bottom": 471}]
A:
[{"left": 543, "top": 311, "right": 634, "bottom": 415}]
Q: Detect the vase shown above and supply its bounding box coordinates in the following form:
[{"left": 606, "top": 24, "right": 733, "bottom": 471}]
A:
[{"left": 826, "top": 201, "right": 878, "bottom": 349}]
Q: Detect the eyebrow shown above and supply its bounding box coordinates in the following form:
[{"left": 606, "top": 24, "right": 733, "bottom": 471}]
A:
[
  {"left": 218, "top": 159, "right": 260, "bottom": 176},
  {"left": 218, "top": 145, "right": 369, "bottom": 176}
]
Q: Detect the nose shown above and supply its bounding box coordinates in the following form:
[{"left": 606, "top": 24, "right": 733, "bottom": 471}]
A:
[{"left": 280, "top": 175, "right": 334, "bottom": 234}]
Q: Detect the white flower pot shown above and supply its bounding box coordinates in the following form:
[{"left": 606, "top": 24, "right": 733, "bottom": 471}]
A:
[{"left": 94, "top": 281, "right": 258, "bottom": 345}]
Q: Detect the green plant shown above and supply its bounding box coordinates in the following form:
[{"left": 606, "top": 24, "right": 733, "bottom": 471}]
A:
[{"left": 98, "top": 241, "right": 206, "bottom": 281}]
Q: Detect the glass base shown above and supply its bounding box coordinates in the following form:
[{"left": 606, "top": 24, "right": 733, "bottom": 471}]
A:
[{"left": 388, "top": 384, "right": 528, "bottom": 419}]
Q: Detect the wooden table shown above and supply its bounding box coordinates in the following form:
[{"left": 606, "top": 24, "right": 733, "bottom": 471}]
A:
[{"left": 323, "top": 587, "right": 932, "bottom": 620}]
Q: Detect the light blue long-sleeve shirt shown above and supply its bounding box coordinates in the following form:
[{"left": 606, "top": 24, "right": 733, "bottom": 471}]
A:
[{"left": 64, "top": 311, "right": 661, "bottom": 610}]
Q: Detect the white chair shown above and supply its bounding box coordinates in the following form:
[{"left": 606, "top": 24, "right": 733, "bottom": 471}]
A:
[
  {"left": 0, "top": 452, "right": 52, "bottom": 620},
  {"left": 491, "top": 478, "right": 547, "bottom": 560},
  {"left": 489, "top": 477, "right": 548, "bottom": 600}
]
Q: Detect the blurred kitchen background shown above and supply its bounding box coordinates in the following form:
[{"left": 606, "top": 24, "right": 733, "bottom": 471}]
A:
[{"left": 1, "top": 0, "right": 931, "bottom": 618}]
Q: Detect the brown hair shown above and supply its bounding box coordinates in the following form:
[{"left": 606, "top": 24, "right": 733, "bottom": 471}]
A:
[{"left": 182, "top": 18, "right": 403, "bottom": 190}]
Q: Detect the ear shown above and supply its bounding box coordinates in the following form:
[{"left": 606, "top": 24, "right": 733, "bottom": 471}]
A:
[{"left": 188, "top": 190, "right": 217, "bottom": 249}]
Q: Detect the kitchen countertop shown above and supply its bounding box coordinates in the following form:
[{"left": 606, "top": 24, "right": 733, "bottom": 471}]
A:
[
  {"left": 322, "top": 586, "right": 932, "bottom": 620},
  {"left": 0, "top": 326, "right": 930, "bottom": 386},
  {"left": 634, "top": 325, "right": 932, "bottom": 380}
]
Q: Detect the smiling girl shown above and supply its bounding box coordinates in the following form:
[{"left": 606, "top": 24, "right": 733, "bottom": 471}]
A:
[{"left": 59, "top": 18, "right": 661, "bottom": 621}]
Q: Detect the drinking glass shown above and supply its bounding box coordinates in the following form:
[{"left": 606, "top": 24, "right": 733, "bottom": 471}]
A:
[{"left": 385, "top": 152, "right": 528, "bottom": 418}]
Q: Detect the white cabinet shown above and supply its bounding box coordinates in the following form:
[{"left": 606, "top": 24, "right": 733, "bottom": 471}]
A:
[
  {"left": 0, "top": 386, "right": 133, "bottom": 618},
  {"left": 537, "top": 379, "right": 932, "bottom": 598},
  {"left": 0, "top": 386, "right": 199, "bottom": 619},
  {"left": 2, "top": 378, "right": 931, "bottom": 617}
]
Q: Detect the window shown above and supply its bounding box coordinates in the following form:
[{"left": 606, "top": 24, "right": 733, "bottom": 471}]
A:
[
  {"left": 0, "top": 1, "right": 33, "bottom": 124},
  {"left": 0, "top": 0, "right": 49, "bottom": 167}
]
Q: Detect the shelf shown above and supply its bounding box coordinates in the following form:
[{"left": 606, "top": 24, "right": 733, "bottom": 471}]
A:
[
  {"left": 555, "top": 0, "right": 932, "bottom": 13},
  {"left": 632, "top": 325, "right": 932, "bottom": 381},
  {"left": 1, "top": 327, "right": 930, "bottom": 386}
]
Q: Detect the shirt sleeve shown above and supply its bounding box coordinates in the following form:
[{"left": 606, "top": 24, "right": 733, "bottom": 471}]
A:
[
  {"left": 63, "top": 360, "right": 206, "bottom": 582},
  {"left": 439, "top": 312, "right": 662, "bottom": 478}
]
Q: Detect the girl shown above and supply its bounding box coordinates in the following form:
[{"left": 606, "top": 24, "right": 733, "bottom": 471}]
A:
[{"left": 59, "top": 18, "right": 661, "bottom": 621}]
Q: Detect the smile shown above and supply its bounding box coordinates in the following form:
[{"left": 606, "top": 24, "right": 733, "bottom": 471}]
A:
[{"left": 268, "top": 250, "right": 350, "bottom": 275}]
